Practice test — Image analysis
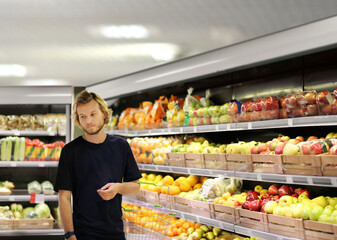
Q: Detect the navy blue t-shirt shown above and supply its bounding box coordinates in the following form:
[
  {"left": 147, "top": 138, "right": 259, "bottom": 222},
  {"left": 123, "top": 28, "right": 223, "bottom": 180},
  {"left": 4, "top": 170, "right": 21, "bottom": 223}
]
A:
[{"left": 54, "top": 135, "right": 142, "bottom": 240}]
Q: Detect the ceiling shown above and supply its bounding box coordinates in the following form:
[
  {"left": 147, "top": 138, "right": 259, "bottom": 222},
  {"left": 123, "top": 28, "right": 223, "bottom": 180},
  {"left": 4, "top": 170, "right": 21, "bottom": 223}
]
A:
[{"left": 1, "top": 0, "right": 337, "bottom": 88}]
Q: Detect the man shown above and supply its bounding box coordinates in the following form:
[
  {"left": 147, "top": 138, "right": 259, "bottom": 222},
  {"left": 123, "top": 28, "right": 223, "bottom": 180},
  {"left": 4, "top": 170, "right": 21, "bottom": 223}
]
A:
[{"left": 55, "top": 90, "right": 141, "bottom": 240}]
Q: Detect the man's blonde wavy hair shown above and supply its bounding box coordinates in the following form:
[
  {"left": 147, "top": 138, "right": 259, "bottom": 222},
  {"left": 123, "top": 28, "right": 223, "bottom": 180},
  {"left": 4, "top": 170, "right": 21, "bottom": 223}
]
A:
[{"left": 73, "top": 90, "right": 112, "bottom": 128}]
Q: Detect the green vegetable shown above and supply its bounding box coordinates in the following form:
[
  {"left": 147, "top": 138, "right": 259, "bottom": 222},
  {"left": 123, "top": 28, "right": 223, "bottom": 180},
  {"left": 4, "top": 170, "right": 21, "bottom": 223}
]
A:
[
  {"left": 13, "top": 137, "right": 20, "bottom": 161},
  {"left": 22, "top": 207, "right": 34, "bottom": 216},
  {"left": 6, "top": 137, "right": 13, "bottom": 161},
  {"left": 19, "top": 137, "right": 26, "bottom": 161},
  {"left": 24, "top": 209, "right": 40, "bottom": 219},
  {"left": 1, "top": 138, "right": 7, "bottom": 161},
  {"left": 27, "top": 181, "right": 41, "bottom": 194},
  {"left": 34, "top": 203, "right": 50, "bottom": 219},
  {"left": 41, "top": 181, "right": 54, "bottom": 191}
]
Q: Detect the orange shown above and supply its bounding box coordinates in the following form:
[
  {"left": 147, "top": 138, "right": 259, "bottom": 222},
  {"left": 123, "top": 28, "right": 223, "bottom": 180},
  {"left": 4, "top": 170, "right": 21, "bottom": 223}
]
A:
[
  {"left": 186, "top": 175, "right": 199, "bottom": 187},
  {"left": 194, "top": 223, "right": 201, "bottom": 229},
  {"left": 178, "top": 181, "right": 192, "bottom": 192},
  {"left": 182, "top": 222, "right": 190, "bottom": 229},
  {"left": 162, "top": 175, "right": 174, "bottom": 185},
  {"left": 193, "top": 183, "right": 202, "bottom": 190},
  {"left": 166, "top": 230, "right": 174, "bottom": 237},
  {"left": 168, "top": 186, "right": 181, "bottom": 195}
]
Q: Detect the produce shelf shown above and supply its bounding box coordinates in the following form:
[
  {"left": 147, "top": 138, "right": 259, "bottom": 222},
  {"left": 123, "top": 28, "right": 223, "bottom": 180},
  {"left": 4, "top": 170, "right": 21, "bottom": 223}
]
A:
[
  {"left": 0, "top": 130, "right": 59, "bottom": 136},
  {"left": 109, "top": 115, "right": 337, "bottom": 137},
  {"left": 122, "top": 197, "right": 302, "bottom": 240},
  {"left": 0, "top": 229, "right": 64, "bottom": 236},
  {"left": 0, "top": 161, "right": 58, "bottom": 167},
  {"left": 0, "top": 190, "right": 58, "bottom": 202},
  {"left": 137, "top": 164, "right": 337, "bottom": 187}
]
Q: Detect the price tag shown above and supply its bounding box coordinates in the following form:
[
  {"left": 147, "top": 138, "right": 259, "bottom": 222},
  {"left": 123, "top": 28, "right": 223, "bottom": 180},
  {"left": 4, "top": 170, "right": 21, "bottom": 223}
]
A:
[
  {"left": 30, "top": 194, "right": 45, "bottom": 204},
  {"left": 10, "top": 162, "right": 17, "bottom": 167},
  {"left": 8, "top": 196, "right": 15, "bottom": 201},
  {"left": 38, "top": 162, "right": 45, "bottom": 167}
]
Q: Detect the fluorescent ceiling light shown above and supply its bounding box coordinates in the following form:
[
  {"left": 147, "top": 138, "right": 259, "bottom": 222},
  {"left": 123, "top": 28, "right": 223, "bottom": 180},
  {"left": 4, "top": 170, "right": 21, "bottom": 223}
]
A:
[
  {"left": 100, "top": 25, "right": 149, "bottom": 39},
  {"left": 0, "top": 64, "right": 26, "bottom": 77}
]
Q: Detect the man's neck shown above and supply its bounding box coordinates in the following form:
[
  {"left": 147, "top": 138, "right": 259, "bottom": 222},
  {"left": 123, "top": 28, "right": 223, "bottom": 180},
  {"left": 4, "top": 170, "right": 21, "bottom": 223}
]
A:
[{"left": 83, "top": 131, "right": 106, "bottom": 144}]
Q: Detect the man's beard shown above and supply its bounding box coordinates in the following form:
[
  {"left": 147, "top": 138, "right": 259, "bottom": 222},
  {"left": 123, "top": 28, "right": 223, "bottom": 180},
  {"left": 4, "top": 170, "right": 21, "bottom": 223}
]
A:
[{"left": 83, "top": 122, "right": 105, "bottom": 135}]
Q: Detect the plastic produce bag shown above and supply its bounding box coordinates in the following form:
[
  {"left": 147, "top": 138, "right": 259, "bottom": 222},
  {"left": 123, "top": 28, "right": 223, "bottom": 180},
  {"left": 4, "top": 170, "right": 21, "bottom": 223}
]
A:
[
  {"left": 41, "top": 181, "right": 54, "bottom": 195},
  {"left": 27, "top": 181, "right": 41, "bottom": 194}
]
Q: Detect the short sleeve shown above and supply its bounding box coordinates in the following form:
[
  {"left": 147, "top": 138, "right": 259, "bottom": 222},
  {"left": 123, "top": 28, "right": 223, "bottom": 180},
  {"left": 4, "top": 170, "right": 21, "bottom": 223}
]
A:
[
  {"left": 123, "top": 141, "right": 142, "bottom": 182},
  {"left": 54, "top": 146, "right": 74, "bottom": 192}
]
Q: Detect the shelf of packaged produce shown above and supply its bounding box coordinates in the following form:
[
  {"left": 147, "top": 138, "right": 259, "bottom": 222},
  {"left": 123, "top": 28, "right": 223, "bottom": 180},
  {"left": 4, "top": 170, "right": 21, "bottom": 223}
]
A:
[
  {"left": 138, "top": 164, "right": 337, "bottom": 188},
  {"left": 0, "top": 229, "right": 64, "bottom": 236},
  {"left": 0, "top": 161, "right": 58, "bottom": 167},
  {"left": 0, "top": 190, "right": 58, "bottom": 202},
  {"left": 122, "top": 197, "right": 302, "bottom": 240},
  {"left": 109, "top": 115, "right": 337, "bottom": 137},
  {"left": 0, "top": 130, "right": 63, "bottom": 136}
]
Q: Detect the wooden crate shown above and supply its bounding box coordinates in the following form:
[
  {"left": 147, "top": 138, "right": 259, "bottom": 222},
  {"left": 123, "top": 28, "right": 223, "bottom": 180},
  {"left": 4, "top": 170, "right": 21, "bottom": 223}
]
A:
[
  {"left": 267, "top": 214, "right": 305, "bottom": 239},
  {"left": 282, "top": 155, "right": 322, "bottom": 176},
  {"left": 166, "top": 153, "right": 185, "bottom": 167},
  {"left": 203, "top": 153, "right": 227, "bottom": 170},
  {"left": 251, "top": 154, "right": 283, "bottom": 174},
  {"left": 134, "top": 189, "right": 144, "bottom": 201},
  {"left": 13, "top": 216, "right": 54, "bottom": 230},
  {"left": 189, "top": 199, "right": 214, "bottom": 218},
  {"left": 226, "top": 154, "right": 253, "bottom": 172},
  {"left": 0, "top": 219, "right": 13, "bottom": 230},
  {"left": 304, "top": 220, "right": 337, "bottom": 240},
  {"left": 159, "top": 193, "right": 175, "bottom": 209},
  {"left": 235, "top": 208, "right": 268, "bottom": 232},
  {"left": 320, "top": 155, "right": 337, "bottom": 176},
  {"left": 212, "top": 203, "right": 237, "bottom": 223},
  {"left": 184, "top": 153, "right": 204, "bottom": 169},
  {"left": 174, "top": 196, "right": 191, "bottom": 213},
  {"left": 142, "top": 190, "right": 159, "bottom": 205}
]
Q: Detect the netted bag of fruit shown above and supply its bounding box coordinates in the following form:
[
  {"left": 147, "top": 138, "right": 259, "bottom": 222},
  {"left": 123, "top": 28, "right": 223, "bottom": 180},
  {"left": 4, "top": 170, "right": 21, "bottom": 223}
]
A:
[
  {"left": 228, "top": 101, "right": 241, "bottom": 123},
  {"left": 117, "top": 108, "right": 135, "bottom": 130},
  {"left": 259, "top": 96, "right": 279, "bottom": 120},
  {"left": 0, "top": 115, "right": 7, "bottom": 130},
  {"left": 317, "top": 90, "right": 337, "bottom": 115},
  {"left": 145, "top": 96, "right": 168, "bottom": 129},
  {"left": 166, "top": 95, "right": 184, "bottom": 127},
  {"left": 183, "top": 88, "right": 202, "bottom": 126}
]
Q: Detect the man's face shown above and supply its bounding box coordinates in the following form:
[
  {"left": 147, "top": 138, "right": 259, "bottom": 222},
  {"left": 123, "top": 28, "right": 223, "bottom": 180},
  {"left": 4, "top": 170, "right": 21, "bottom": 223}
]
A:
[{"left": 77, "top": 100, "right": 106, "bottom": 135}]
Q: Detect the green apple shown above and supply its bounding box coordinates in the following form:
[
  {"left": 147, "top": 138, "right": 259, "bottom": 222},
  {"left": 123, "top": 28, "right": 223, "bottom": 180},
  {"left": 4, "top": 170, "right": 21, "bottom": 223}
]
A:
[
  {"left": 328, "top": 197, "right": 337, "bottom": 206},
  {"left": 301, "top": 205, "right": 312, "bottom": 220},
  {"left": 273, "top": 205, "right": 281, "bottom": 215},
  {"left": 279, "top": 195, "right": 293, "bottom": 207},
  {"left": 280, "top": 206, "right": 293, "bottom": 217},
  {"left": 311, "top": 196, "right": 329, "bottom": 208},
  {"left": 322, "top": 205, "right": 335, "bottom": 216},
  {"left": 327, "top": 215, "right": 337, "bottom": 224},
  {"left": 292, "top": 204, "right": 304, "bottom": 218},
  {"left": 318, "top": 214, "right": 330, "bottom": 223},
  {"left": 331, "top": 210, "right": 337, "bottom": 217},
  {"left": 264, "top": 201, "right": 278, "bottom": 214},
  {"left": 298, "top": 193, "right": 309, "bottom": 202},
  {"left": 300, "top": 198, "right": 311, "bottom": 205},
  {"left": 292, "top": 197, "right": 299, "bottom": 204},
  {"left": 309, "top": 206, "right": 324, "bottom": 221}
]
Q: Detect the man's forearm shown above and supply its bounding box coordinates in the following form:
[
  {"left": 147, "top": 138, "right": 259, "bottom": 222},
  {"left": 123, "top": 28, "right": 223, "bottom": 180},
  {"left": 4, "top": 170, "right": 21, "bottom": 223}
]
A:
[
  {"left": 118, "top": 182, "right": 140, "bottom": 196},
  {"left": 59, "top": 191, "right": 75, "bottom": 233}
]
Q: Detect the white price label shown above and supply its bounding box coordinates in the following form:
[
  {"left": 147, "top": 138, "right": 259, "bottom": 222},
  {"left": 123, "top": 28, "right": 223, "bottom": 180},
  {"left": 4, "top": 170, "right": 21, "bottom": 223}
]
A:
[
  {"left": 30, "top": 194, "right": 45, "bottom": 204},
  {"left": 10, "top": 162, "right": 17, "bottom": 167},
  {"left": 38, "top": 162, "right": 45, "bottom": 167}
]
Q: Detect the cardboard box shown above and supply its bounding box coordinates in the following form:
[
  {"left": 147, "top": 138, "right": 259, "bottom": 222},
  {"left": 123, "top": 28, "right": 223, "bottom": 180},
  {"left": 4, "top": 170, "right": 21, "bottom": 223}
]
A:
[{"left": 282, "top": 155, "right": 322, "bottom": 176}]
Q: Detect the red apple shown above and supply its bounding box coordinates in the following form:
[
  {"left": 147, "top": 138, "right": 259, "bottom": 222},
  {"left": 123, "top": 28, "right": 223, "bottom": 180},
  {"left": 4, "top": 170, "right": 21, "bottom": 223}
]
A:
[
  {"left": 260, "top": 193, "right": 270, "bottom": 200},
  {"left": 289, "top": 186, "right": 294, "bottom": 194},
  {"left": 275, "top": 142, "right": 285, "bottom": 155},
  {"left": 307, "top": 104, "right": 319, "bottom": 116},
  {"left": 316, "top": 91, "right": 330, "bottom": 104},
  {"left": 280, "top": 136, "right": 290, "bottom": 142},
  {"left": 310, "top": 142, "right": 323, "bottom": 155},
  {"left": 296, "top": 136, "right": 305, "bottom": 142},
  {"left": 329, "top": 145, "right": 337, "bottom": 155},
  {"left": 294, "top": 188, "right": 304, "bottom": 196},
  {"left": 304, "top": 92, "right": 317, "bottom": 104},
  {"left": 307, "top": 136, "right": 318, "bottom": 141},
  {"left": 268, "top": 184, "right": 279, "bottom": 195},
  {"left": 246, "top": 191, "right": 259, "bottom": 201},
  {"left": 291, "top": 193, "right": 299, "bottom": 198},
  {"left": 301, "top": 142, "right": 311, "bottom": 155},
  {"left": 241, "top": 201, "right": 251, "bottom": 210},
  {"left": 331, "top": 101, "right": 337, "bottom": 114},
  {"left": 278, "top": 185, "right": 291, "bottom": 197},
  {"left": 257, "top": 143, "right": 268, "bottom": 153},
  {"left": 249, "top": 199, "right": 262, "bottom": 211},
  {"left": 288, "top": 139, "right": 301, "bottom": 145},
  {"left": 271, "top": 195, "right": 280, "bottom": 203},
  {"left": 250, "top": 146, "right": 259, "bottom": 154},
  {"left": 321, "top": 104, "right": 332, "bottom": 115}
]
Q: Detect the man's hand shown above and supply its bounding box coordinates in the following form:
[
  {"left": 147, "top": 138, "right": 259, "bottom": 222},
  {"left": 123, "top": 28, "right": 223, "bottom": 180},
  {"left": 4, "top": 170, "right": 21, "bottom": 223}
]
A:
[{"left": 97, "top": 183, "right": 121, "bottom": 201}]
